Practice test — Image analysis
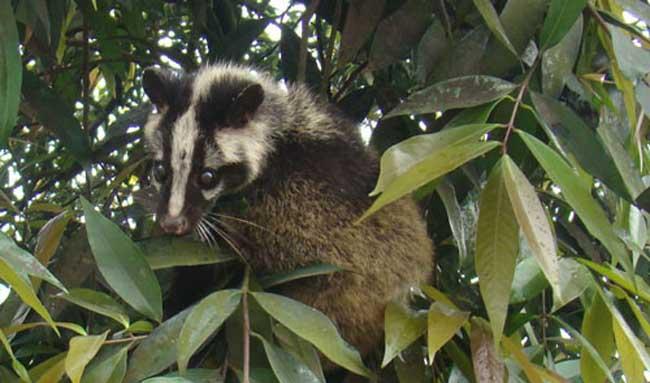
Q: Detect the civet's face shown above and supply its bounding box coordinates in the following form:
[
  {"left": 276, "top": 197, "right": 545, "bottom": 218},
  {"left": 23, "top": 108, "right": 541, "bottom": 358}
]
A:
[{"left": 142, "top": 66, "right": 269, "bottom": 236}]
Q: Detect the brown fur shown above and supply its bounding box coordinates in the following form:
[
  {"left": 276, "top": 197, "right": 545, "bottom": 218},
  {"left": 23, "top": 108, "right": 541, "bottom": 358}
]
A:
[{"left": 142, "top": 64, "right": 434, "bottom": 360}]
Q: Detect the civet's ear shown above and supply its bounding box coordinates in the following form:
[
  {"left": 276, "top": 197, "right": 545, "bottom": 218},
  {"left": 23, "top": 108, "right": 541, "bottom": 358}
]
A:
[
  {"left": 142, "top": 67, "right": 175, "bottom": 109},
  {"left": 229, "top": 83, "right": 265, "bottom": 127}
]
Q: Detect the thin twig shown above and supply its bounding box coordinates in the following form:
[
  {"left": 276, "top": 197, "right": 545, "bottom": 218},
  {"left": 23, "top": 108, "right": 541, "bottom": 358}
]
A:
[
  {"left": 82, "top": 11, "right": 93, "bottom": 199},
  {"left": 439, "top": 0, "right": 452, "bottom": 39},
  {"left": 103, "top": 335, "right": 148, "bottom": 345},
  {"left": 635, "top": 109, "right": 645, "bottom": 172},
  {"left": 298, "top": 0, "right": 321, "bottom": 84},
  {"left": 333, "top": 62, "right": 368, "bottom": 102},
  {"left": 322, "top": 0, "right": 342, "bottom": 97},
  {"left": 242, "top": 267, "right": 251, "bottom": 383},
  {"left": 502, "top": 60, "right": 539, "bottom": 154}
]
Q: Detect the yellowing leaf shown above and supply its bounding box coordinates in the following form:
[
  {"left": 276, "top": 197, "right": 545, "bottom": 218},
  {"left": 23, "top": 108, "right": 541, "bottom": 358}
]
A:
[
  {"left": 0, "top": 257, "right": 57, "bottom": 333},
  {"left": 382, "top": 302, "right": 427, "bottom": 367},
  {"left": 501, "top": 336, "right": 543, "bottom": 383},
  {"left": 372, "top": 123, "right": 502, "bottom": 196},
  {"left": 501, "top": 156, "right": 561, "bottom": 301},
  {"left": 65, "top": 331, "right": 108, "bottom": 383},
  {"left": 614, "top": 317, "right": 644, "bottom": 383},
  {"left": 475, "top": 158, "right": 518, "bottom": 346},
  {"left": 426, "top": 302, "right": 469, "bottom": 363},
  {"left": 360, "top": 141, "right": 500, "bottom": 221}
]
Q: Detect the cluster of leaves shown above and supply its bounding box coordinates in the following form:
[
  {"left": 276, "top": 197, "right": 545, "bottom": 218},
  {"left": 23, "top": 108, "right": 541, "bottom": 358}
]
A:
[{"left": 1, "top": 0, "right": 650, "bottom": 382}]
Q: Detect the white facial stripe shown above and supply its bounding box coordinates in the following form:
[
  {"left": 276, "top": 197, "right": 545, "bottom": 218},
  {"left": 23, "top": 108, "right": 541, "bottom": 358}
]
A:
[
  {"left": 168, "top": 110, "right": 198, "bottom": 217},
  {"left": 214, "top": 122, "right": 270, "bottom": 179}
]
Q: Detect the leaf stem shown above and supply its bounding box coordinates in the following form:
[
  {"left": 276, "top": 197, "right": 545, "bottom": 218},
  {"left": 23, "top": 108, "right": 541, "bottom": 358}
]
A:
[
  {"left": 502, "top": 61, "right": 538, "bottom": 154},
  {"left": 242, "top": 266, "right": 251, "bottom": 383}
]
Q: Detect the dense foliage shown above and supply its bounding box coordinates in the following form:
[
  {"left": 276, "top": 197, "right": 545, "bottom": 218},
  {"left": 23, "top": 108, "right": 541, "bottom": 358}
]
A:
[{"left": 0, "top": 0, "right": 650, "bottom": 381}]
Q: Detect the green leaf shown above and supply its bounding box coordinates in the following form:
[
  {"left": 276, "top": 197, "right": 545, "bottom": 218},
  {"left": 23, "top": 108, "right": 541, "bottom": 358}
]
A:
[
  {"left": 475, "top": 158, "right": 519, "bottom": 346},
  {"left": 368, "top": 0, "right": 433, "bottom": 70},
  {"left": 614, "top": 312, "right": 644, "bottom": 382},
  {"left": 615, "top": 285, "right": 650, "bottom": 337},
  {"left": 472, "top": 0, "right": 518, "bottom": 57},
  {"left": 81, "top": 197, "right": 162, "bottom": 322},
  {"left": 501, "top": 155, "right": 561, "bottom": 301},
  {"left": 539, "top": 0, "right": 588, "bottom": 49},
  {"left": 0, "top": 257, "right": 57, "bottom": 332},
  {"left": 437, "top": 179, "right": 468, "bottom": 262},
  {"left": 510, "top": 256, "right": 547, "bottom": 304},
  {"left": 553, "top": 315, "right": 615, "bottom": 383},
  {"left": 385, "top": 76, "right": 516, "bottom": 118},
  {"left": 56, "top": 288, "right": 130, "bottom": 329},
  {"left": 610, "top": 25, "right": 650, "bottom": 81},
  {"left": 251, "top": 292, "right": 372, "bottom": 377},
  {"left": 29, "top": 352, "right": 67, "bottom": 383},
  {"left": 124, "top": 308, "right": 191, "bottom": 383},
  {"left": 577, "top": 258, "right": 650, "bottom": 302},
  {"left": 382, "top": 302, "right": 427, "bottom": 367},
  {"left": 21, "top": 72, "right": 91, "bottom": 163},
  {"left": 65, "top": 331, "right": 109, "bottom": 383},
  {"left": 597, "top": 105, "right": 645, "bottom": 199},
  {"left": 518, "top": 131, "right": 632, "bottom": 272},
  {"left": 444, "top": 100, "right": 500, "bottom": 129},
  {"left": 0, "top": 1, "right": 21, "bottom": 147},
  {"left": 360, "top": 141, "right": 500, "bottom": 221},
  {"left": 0, "top": 329, "right": 31, "bottom": 383},
  {"left": 157, "top": 369, "right": 222, "bottom": 383},
  {"left": 257, "top": 335, "right": 321, "bottom": 383},
  {"left": 480, "top": 0, "right": 548, "bottom": 76},
  {"left": 552, "top": 257, "right": 591, "bottom": 311},
  {"left": 34, "top": 211, "right": 72, "bottom": 281},
  {"left": 259, "top": 264, "right": 343, "bottom": 289},
  {"left": 580, "top": 292, "right": 615, "bottom": 383},
  {"left": 372, "top": 124, "right": 502, "bottom": 196},
  {"left": 530, "top": 91, "right": 629, "bottom": 200},
  {"left": 416, "top": 18, "right": 450, "bottom": 84},
  {"left": 501, "top": 336, "right": 543, "bottom": 383},
  {"left": 177, "top": 289, "right": 241, "bottom": 372},
  {"left": 141, "top": 378, "right": 193, "bottom": 383},
  {"left": 273, "top": 324, "right": 326, "bottom": 383},
  {"left": 542, "top": 15, "right": 583, "bottom": 98},
  {"left": 0, "top": 231, "right": 67, "bottom": 292},
  {"left": 470, "top": 318, "right": 504, "bottom": 383},
  {"left": 139, "top": 236, "right": 236, "bottom": 270},
  {"left": 595, "top": 284, "right": 650, "bottom": 374},
  {"left": 426, "top": 302, "right": 469, "bottom": 363},
  {"left": 81, "top": 345, "right": 129, "bottom": 383}
]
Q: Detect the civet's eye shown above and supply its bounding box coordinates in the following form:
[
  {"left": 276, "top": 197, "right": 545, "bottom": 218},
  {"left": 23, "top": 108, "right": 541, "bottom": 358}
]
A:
[
  {"left": 152, "top": 161, "right": 167, "bottom": 183},
  {"left": 198, "top": 168, "right": 219, "bottom": 189}
]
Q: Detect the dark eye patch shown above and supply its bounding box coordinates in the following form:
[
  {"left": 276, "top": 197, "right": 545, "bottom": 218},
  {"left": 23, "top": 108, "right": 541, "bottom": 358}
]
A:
[{"left": 218, "top": 162, "right": 250, "bottom": 192}]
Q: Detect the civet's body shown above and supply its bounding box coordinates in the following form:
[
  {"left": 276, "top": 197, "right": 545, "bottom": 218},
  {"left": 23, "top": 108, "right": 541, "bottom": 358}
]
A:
[{"left": 142, "top": 63, "right": 434, "bottom": 355}]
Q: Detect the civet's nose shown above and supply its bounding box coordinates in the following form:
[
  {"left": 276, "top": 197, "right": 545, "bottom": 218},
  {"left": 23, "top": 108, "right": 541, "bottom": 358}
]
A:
[{"left": 160, "top": 215, "right": 190, "bottom": 235}]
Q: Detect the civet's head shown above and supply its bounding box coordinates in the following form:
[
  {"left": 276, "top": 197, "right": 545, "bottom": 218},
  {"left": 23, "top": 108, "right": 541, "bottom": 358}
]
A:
[{"left": 142, "top": 64, "right": 275, "bottom": 236}]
